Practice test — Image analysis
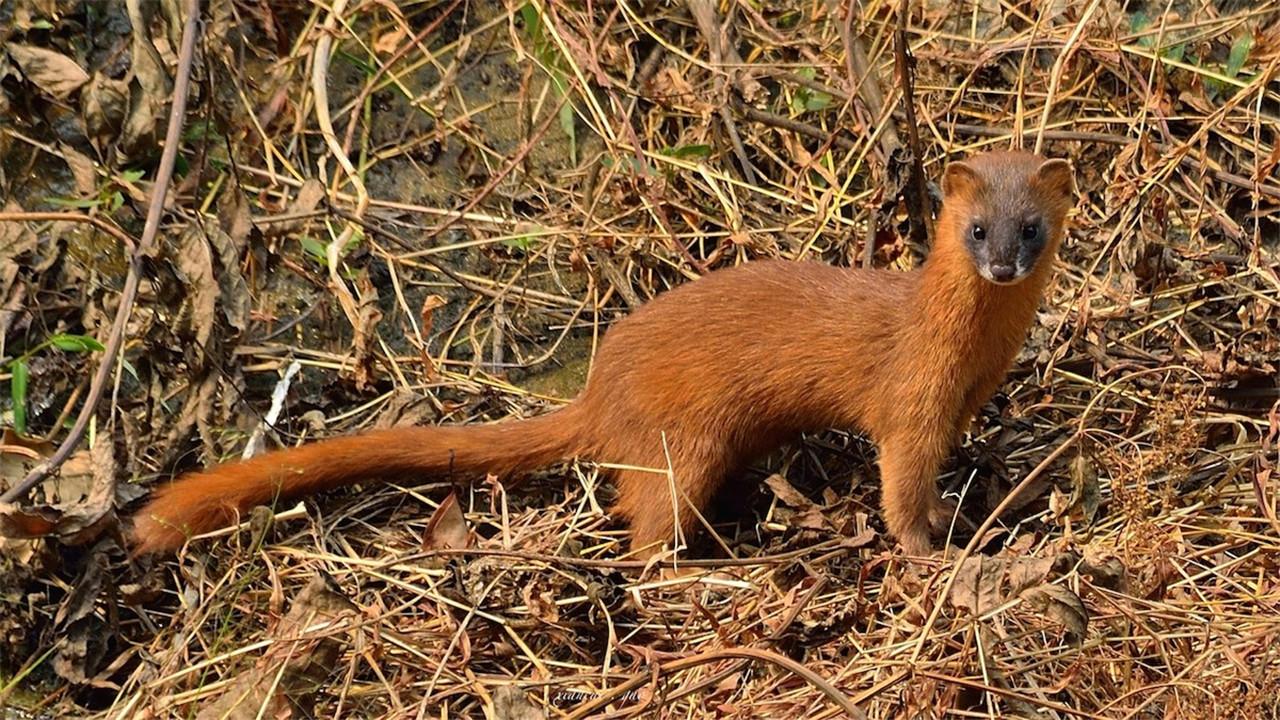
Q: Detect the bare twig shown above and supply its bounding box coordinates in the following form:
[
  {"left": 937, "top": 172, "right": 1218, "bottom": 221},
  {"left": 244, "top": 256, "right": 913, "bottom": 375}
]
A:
[
  {"left": 0, "top": 0, "right": 200, "bottom": 504},
  {"left": 894, "top": 0, "right": 930, "bottom": 246},
  {"left": 685, "top": 0, "right": 760, "bottom": 184}
]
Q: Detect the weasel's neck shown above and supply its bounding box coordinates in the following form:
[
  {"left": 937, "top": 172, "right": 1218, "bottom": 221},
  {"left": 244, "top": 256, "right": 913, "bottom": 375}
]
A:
[{"left": 912, "top": 240, "right": 1052, "bottom": 353}]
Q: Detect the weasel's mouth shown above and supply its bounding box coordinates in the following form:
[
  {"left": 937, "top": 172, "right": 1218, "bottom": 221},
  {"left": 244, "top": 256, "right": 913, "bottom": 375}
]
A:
[{"left": 978, "top": 263, "right": 1031, "bottom": 285}]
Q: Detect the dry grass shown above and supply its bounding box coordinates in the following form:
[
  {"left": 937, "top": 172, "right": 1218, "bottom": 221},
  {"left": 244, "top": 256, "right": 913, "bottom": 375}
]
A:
[{"left": 2, "top": 0, "right": 1280, "bottom": 718}]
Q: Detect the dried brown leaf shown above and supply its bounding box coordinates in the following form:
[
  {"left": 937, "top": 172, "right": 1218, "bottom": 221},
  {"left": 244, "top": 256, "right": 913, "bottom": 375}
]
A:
[
  {"left": 52, "top": 546, "right": 111, "bottom": 683},
  {"left": 263, "top": 178, "right": 327, "bottom": 237},
  {"left": 195, "top": 574, "right": 359, "bottom": 719},
  {"left": 122, "top": 0, "right": 172, "bottom": 156},
  {"left": 217, "top": 188, "right": 256, "bottom": 252},
  {"left": 492, "top": 686, "right": 546, "bottom": 720},
  {"left": 6, "top": 44, "right": 89, "bottom": 99},
  {"left": 171, "top": 225, "right": 219, "bottom": 365},
  {"left": 1020, "top": 583, "right": 1089, "bottom": 646},
  {"left": 764, "top": 473, "right": 810, "bottom": 508},
  {"left": 374, "top": 26, "right": 407, "bottom": 56},
  {"left": 424, "top": 491, "right": 470, "bottom": 550},
  {"left": 81, "top": 72, "right": 130, "bottom": 152},
  {"left": 205, "top": 224, "right": 249, "bottom": 333},
  {"left": 59, "top": 143, "right": 98, "bottom": 198},
  {"left": 950, "top": 554, "right": 1059, "bottom": 616},
  {"left": 949, "top": 555, "right": 1005, "bottom": 615}
]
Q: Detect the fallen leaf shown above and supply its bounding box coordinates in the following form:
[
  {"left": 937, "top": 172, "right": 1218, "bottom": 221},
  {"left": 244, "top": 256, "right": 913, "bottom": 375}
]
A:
[
  {"left": 949, "top": 556, "right": 1005, "bottom": 615},
  {"left": 0, "top": 503, "right": 59, "bottom": 538},
  {"left": 217, "top": 188, "right": 256, "bottom": 252},
  {"left": 0, "top": 200, "right": 37, "bottom": 308},
  {"left": 373, "top": 389, "right": 439, "bottom": 429},
  {"left": 6, "top": 44, "right": 89, "bottom": 99},
  {"left": 792, "top": 507, "right": 830, "bottom": 531},
  {"left": 374, "top": 26, "right": 407, "bottom": 55},
  {"left": 0, "top": 439, "right": 118, "bottom": 547},
  {"left": 419, "top": 294, "right": 448, "bottom": 378},
  {"left": 0, "top": 427, "right": 46, "bottom": 453},
  {"left": 1004, "top": 554, "right": 1055, "bottom": 595},
  {"left": 52, "top": 545, "right": 112, "bottom": 683},
  {"left": 58, "top": 147, "right": 97, "bottom": 200},
  {"left": 949, "top": 553, "right": 1058, "bottom": 616},
  {"left": 1020, "top": 583, "right": 1089, "bottom": 646},
  {"left": 352, "top": 268, "right": 383, "bottom": 390},
  {"left": 205, "top": 224, "right": 249, "bottom": 332},
  {"left": 264, "top": 179, "right": 327, "bottom": 236},
  {"left": 424, "top": 491, "right": 470, "bottom": 550},
  {"left": 521, "top": 582, "right": 560, "bottom": 625},
  {"left": 81, "top": 71, "right": 129, "bottom": 152},
  {"left": 764, "top": 473, "right": 810, "bottom": 508},
  {"left": 1067, "top": 453, "right": 1101, "bottom": 525},
  {"left": 195, "top": 573, "right": 360, "bottom": 719},
  {"left": 1079, "top": 552, "right": 1127, "bottom": 591},
  {"left": 171, "top": 225, "right": 219, "bottom": 368},
  {"left": 492, "top": 686, "right": 546, "bottom": 720},
  {"left": 121, "top": 0, "right": 173, "bottom": 156}
]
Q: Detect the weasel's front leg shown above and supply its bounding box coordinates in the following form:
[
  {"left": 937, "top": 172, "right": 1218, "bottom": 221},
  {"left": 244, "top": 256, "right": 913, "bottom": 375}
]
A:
[{"left": 877, "top": 432, "right": 953, "bottom": 556}]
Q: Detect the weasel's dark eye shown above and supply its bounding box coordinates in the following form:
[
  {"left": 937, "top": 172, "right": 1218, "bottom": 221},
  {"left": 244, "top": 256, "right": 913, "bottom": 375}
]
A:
[
  {"left": 971, "top": 225, "right": 986, "bottom": 241},
  {"left": 1021, "top": 223, "right": 1040, "bottom": 240}
]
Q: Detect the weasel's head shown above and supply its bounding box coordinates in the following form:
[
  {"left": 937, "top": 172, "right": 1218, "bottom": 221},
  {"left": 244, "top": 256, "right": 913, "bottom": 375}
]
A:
[{"left": 940, "top": 152, "right": 1076, "bottom": 285}]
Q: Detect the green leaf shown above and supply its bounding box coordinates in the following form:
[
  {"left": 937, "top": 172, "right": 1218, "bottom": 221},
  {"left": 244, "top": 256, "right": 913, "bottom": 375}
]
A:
[
  {"left": 120, "top": 358, "right": 139, "bottom": 382},
  {"left": 520, "top": 2, "right": 547, "bottom": 54},
  {"left": 300, "top": 236, "right": 329, "bottom": 266},
  {"left": 10, "top": 359, "right": 28, "bottom": 435},
  {"left": 1131, "top": 12, "right": 1185, "bottom": 60},
  {"left": 1226, "top": 34, "right": 1253, "bottom": 78},
  {"left": 559, "top": 100, "right": 576, "bottom": 163},
  {"left": 335, "top": 49, "right": 375, "bottom": 75},
  {"left": 520, "top": 3, "right": 541, "bottom": 39},
  {"left": 503, "top": 235, "right": 534, "bottom": 252},
  {"left": 49, "top": 333, "right": 105, "bottom": 353},
  {"left": 183, "top": 120, "right": 217, "bottom": 142},
  {"left": 1161, "top": 42, "right": 1185, "bottom": 63},
  {"left": 601, "top": 154, "right": 648, "bottom": 177},
  {"left": 120, "top": 168, "right": 145, "bottom": 183},
  {"left": 44, "top": 196, "right": 102, "bottom": 209},
  {"left": 660, "top": 144, "right": 712, "bottom": 161},
  {"left": 803, "top": 89, "right": 832, "bottom": 112},
  {"left": 1130, "top": 11, "right": 1150, "bottom": 37}
]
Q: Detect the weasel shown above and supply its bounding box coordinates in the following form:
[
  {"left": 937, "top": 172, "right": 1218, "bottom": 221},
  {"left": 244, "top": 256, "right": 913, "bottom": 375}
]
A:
[{"left": 130, "top": 151, "right": 1075, "bottom": 557}]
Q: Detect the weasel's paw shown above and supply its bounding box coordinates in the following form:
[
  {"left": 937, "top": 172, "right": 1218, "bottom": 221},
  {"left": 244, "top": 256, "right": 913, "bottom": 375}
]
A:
[{"left": 897, "top": 528, "right": 934, "bottom": 558}]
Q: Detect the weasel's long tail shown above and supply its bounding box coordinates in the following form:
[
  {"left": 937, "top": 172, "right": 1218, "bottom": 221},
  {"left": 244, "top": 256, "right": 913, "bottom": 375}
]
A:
[{"left": 130, "top": 408, "right": 583, "bottom": 554}]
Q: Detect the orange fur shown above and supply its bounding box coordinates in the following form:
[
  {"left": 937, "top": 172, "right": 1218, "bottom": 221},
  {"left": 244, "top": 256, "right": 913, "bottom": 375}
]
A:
[{"left": 130, "top": 151, "right": 1074, "bottom": 556}]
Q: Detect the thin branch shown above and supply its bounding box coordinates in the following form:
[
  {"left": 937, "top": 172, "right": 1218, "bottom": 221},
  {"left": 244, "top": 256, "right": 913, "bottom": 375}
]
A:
[
  {"left": 895, "top": 0, "right": 930, "bottom": 246},
  {"left": 0, "top": 0, "right": 201, "bottom": 505}
]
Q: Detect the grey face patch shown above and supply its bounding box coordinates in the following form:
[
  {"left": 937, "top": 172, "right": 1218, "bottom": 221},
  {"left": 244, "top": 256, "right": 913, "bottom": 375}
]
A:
[
  {"left": 955, "top": 156, "right": 1055, "bottom": 285},
  {"left": 965, "top": 215, "right": 1046, "bottom": 284}
]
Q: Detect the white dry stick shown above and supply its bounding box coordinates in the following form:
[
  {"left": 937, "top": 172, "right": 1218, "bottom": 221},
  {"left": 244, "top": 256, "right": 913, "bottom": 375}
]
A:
[{"left": 242, "top": 360, "right": 303, "bottom": 460}]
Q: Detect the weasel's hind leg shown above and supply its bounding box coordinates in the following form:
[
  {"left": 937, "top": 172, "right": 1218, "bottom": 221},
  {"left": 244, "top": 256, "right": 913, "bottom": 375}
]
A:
[{"left": 612, "top": 451, "right": 726, "bottom": 556}]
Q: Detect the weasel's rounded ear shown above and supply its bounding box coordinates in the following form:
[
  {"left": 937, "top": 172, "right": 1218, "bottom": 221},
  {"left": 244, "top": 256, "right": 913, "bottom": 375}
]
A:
[
  {"left": 942, "top": 161, "right": 981, "bottom": 198},
  {"left": 1035, "top": 158, "right": 1076, "bottom": 200}
]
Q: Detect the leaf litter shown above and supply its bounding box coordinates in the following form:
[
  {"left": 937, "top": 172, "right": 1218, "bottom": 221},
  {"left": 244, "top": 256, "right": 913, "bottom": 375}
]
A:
[{"left": 0, "top": 0, "right": 1278, "bottom": 718}]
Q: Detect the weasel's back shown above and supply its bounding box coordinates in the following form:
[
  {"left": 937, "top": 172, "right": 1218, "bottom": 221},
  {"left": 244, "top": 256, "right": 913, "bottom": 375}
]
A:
[{"left": 577, "top": 260, "right": 916, "bottom": 448}]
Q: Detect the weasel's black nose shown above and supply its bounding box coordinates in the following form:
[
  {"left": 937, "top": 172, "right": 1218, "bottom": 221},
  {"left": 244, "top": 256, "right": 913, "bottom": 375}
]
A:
[{"left": 989, "top": 263, "right": 1016, "bottom": 282}]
